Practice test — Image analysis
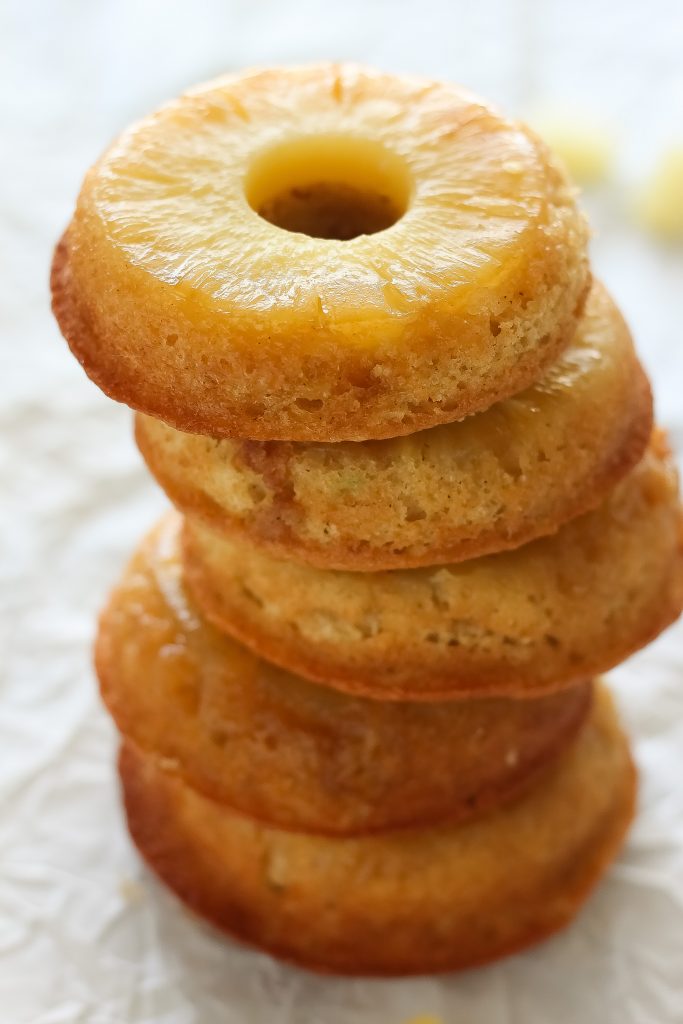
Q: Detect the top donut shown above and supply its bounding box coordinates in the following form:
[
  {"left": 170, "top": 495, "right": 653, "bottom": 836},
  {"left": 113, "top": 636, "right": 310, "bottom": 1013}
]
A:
[{"left": 52, "top": 64, "right": 590, "bottom": 442}]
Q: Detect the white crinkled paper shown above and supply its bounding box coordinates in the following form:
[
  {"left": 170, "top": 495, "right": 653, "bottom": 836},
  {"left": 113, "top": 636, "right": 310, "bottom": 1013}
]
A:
[{"left": 2, "top": 1, "right": 683, "bottom": 1021}]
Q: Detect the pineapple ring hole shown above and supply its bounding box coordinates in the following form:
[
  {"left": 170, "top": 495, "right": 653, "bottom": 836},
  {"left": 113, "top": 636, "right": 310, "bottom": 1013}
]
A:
[{"left": 245, "top": 135, "right": 411, "bottom": 240}]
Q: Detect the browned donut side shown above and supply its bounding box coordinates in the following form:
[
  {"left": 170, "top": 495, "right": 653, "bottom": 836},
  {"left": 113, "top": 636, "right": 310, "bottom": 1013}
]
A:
[
  {"left": 119, "top": 687, "right": 636, "bottom": 976},
  {"left": 96, "top": 515, "right": 593, "bottom": 835}
]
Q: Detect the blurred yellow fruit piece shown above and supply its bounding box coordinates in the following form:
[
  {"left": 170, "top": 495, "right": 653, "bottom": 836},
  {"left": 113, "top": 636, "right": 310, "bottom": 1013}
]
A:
[
  {"left": 403, "top": 1017, "right": 443, "bottom": 1024},
  {"left": 637, "top": 148, "right": 683, "bottom": 240},
  {"left": 532, "top": 111, "right": 613, "bottom": 184}
]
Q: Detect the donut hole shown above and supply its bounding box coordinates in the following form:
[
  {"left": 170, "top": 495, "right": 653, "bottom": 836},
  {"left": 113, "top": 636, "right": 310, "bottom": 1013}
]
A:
[
  {"left": 246, "top": 135, "right": 411, "bottom": 240},
  {"left": 258, "top": 183, "right": 399, "bottom": 240}
]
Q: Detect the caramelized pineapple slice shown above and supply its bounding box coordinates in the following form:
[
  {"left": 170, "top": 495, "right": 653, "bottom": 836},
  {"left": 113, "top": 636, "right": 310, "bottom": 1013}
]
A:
[{"left": 53, "top": 64, "right": 589, "bottom": 441}]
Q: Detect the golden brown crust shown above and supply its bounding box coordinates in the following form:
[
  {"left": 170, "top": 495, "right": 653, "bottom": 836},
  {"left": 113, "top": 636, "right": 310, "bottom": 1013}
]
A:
[
  {"left": 135, "top": 283, "right": 652, "bottom": 569},
  {"left": 53, "top": 232, "right": 586, "bottom": 443},
  {"left": 119, "top": 686, "right": 636, "bottom": 976},
  {"left": 183, "top": 436, "right": 683, "bottom": 700},
  {"left": 51, "top": 64, "right": 589, "bottom": 442},
  {"left": 97, "top": 516, "right": 592, "bottom": 835}
]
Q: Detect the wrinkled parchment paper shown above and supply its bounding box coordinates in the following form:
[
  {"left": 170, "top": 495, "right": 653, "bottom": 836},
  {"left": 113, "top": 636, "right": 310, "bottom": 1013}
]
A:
[{"left": 2, "top": 1, "right": 683, "bottom": 1021}]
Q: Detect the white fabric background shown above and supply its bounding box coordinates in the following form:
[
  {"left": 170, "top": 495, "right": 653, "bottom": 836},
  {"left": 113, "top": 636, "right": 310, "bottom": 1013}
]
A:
[{"left": 2, "top": 2, "right": 682, "bottom": 1021}]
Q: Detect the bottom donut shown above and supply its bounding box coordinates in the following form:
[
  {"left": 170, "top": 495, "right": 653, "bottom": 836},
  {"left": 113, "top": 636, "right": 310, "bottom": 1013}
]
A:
[{"left": 120, "top": 685, "right": 635, "bottom": 976}]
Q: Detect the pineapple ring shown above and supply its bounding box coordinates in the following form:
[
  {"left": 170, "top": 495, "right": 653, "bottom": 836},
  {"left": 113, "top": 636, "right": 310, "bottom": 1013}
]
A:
[
  {"left": 182, "top": 437, "right": 683, "bottom": 700},
  {"left": 97, "top": 515, "right": 592, "bottom": 836},
  {"left": 119, "top": 687, "right": 635, "bottom": 975},
  {"left": 52, "top": 64, "right": 589, "bottom": 442},
  {"left": 135, "top": 283, "right": 652, "bottom": 570}
]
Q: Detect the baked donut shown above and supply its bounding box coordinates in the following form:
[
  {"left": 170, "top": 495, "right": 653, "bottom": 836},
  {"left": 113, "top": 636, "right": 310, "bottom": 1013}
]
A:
[
  {"left": 97, "top": 516, "right": 592, "bottom": 836},
  {"left": 120, "top": 685, "right": 635, "bottom": 976},
  {"left": 136, "top": 282, "right": 651, "bottom": 570},
  {"left": 52, "top": 63, "right": 589, "bottom": 442},
  {"left": 183, "top": 434, "right": 683, "bottom": 700}
]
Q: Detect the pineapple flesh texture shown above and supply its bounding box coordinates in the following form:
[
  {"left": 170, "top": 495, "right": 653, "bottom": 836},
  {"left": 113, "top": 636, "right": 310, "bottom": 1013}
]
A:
[{"left": 76, "top": 65, "right": 566, "bottom": 346}]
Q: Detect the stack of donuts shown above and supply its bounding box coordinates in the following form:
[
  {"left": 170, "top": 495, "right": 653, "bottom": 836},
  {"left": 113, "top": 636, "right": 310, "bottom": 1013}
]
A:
[{"left": 51, "top": 65, "right": 683, "bottom": 975}]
